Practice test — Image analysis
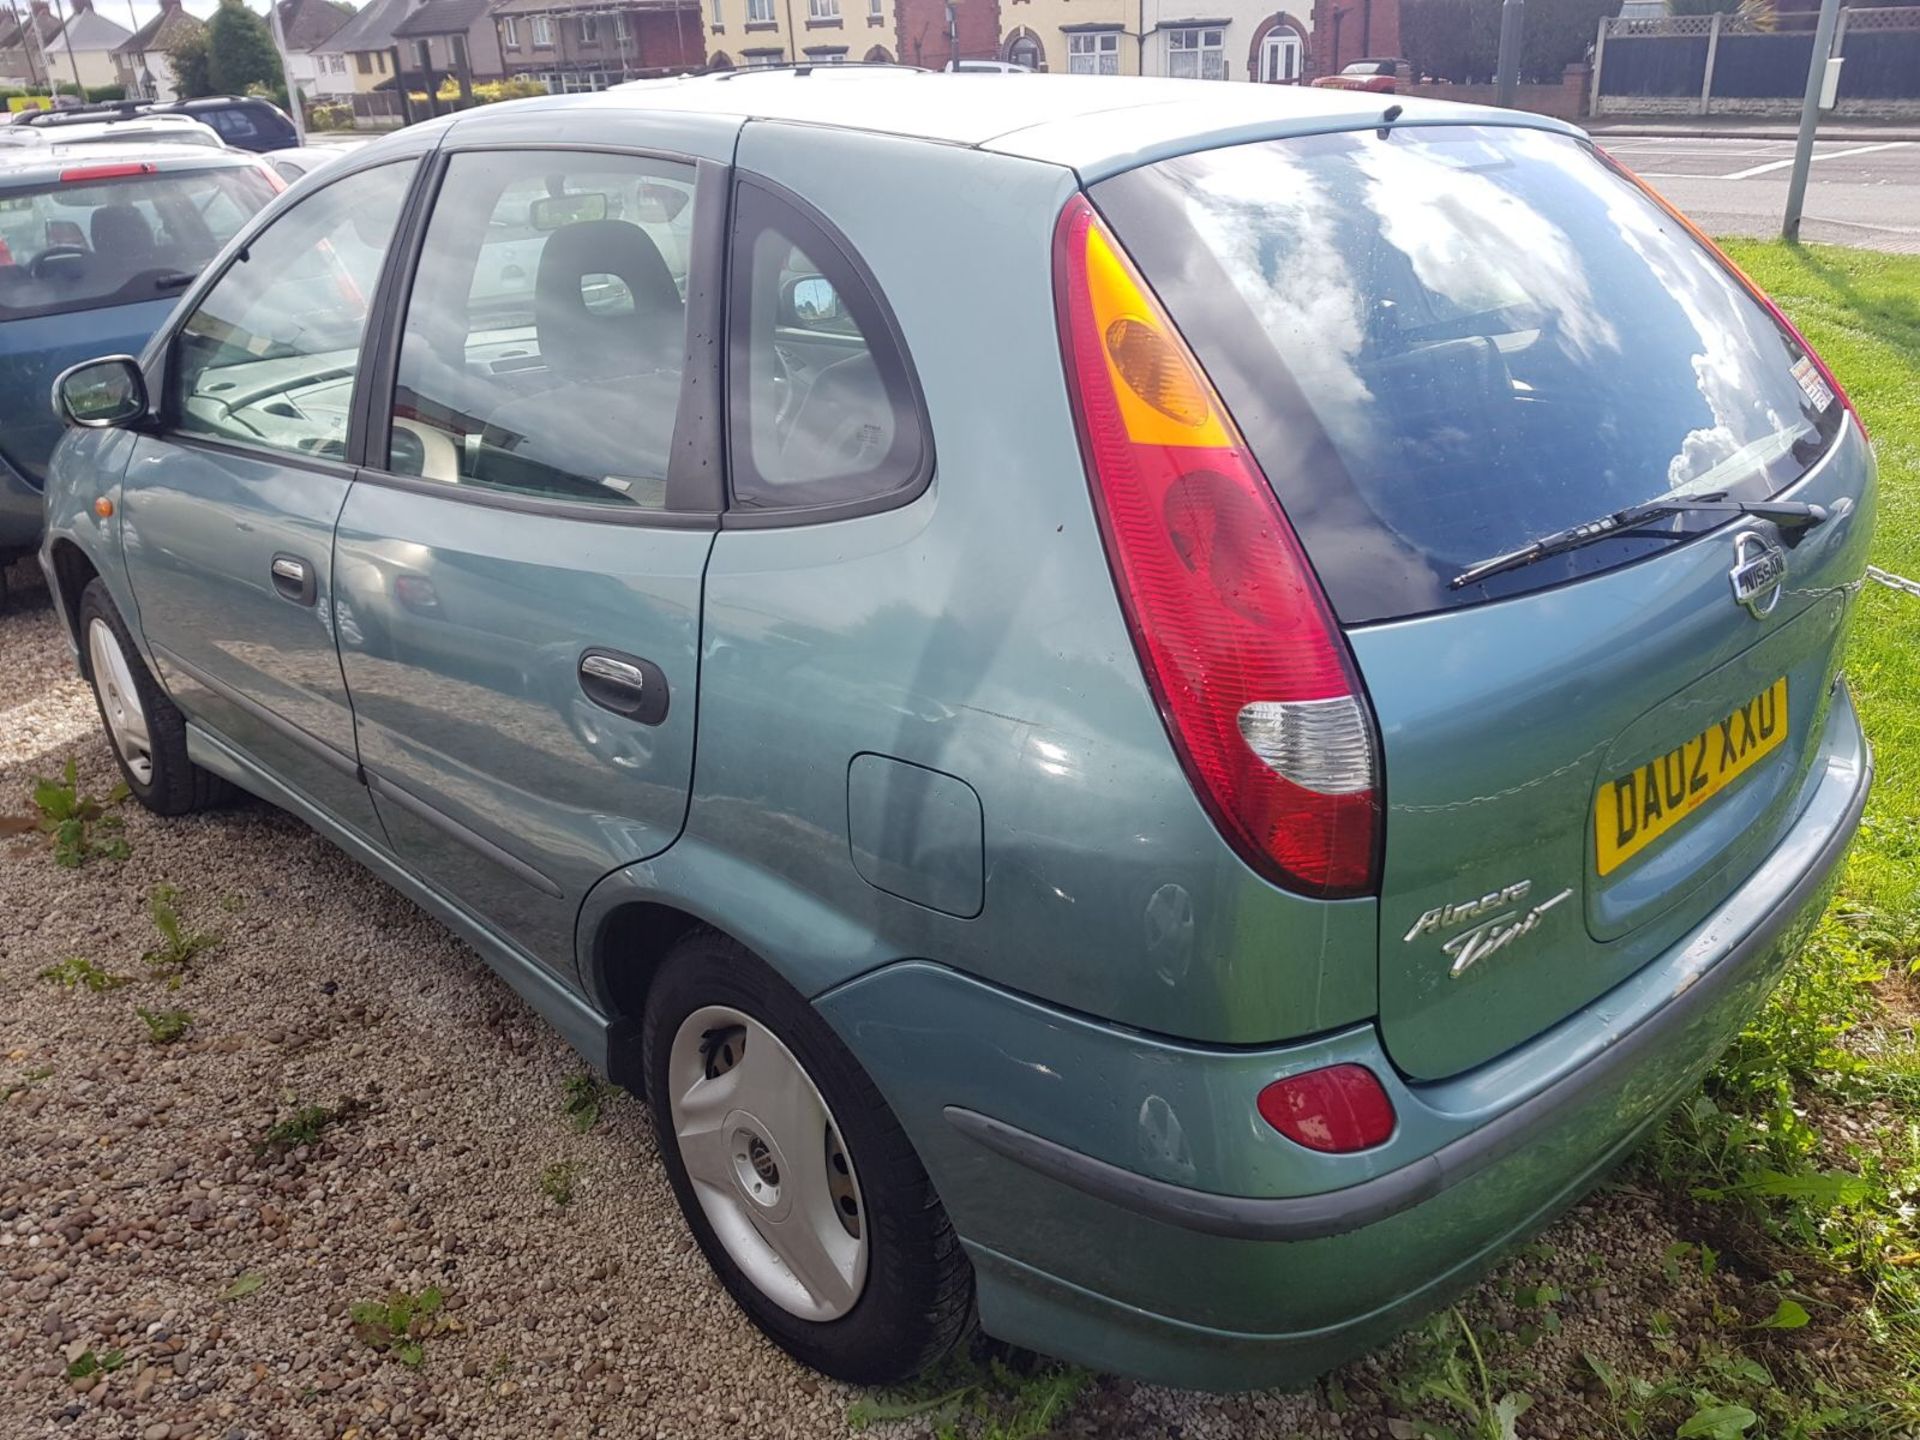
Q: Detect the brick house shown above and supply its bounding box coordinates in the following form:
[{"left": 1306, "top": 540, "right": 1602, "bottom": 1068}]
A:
[{"left": 1309, "top": 0, "right": 1398, "bottom": 78}]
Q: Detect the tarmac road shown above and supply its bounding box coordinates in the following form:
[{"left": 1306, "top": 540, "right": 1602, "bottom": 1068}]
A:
[{"left": 1599, "top": 133, "right": 1920, "bottom": 251}]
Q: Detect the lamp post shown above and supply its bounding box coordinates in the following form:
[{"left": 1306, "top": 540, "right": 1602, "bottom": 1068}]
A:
[
  {"left": 1782, "top": 0, "right": 1843, "bottom": 242},
  {"left": 1494, "top": 0, "right": 1524, "bottom": 108}
]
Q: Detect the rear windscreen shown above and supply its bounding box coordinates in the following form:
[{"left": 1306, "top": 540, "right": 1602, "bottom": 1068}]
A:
[
  {"left": 1094, "top": 126, "right": 1844, "bottom": 624},
  {"left": 0, "top": 165, "right": 275, "bottom": 320}
]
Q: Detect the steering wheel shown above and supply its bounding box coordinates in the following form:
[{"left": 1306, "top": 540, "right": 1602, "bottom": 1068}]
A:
[{"left": 29, "top": 244, "right": 87, "bottom": 279}]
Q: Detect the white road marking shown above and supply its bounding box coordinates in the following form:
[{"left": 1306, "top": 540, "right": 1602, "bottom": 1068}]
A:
[{"left": 1715, "top": 140, "right": 1912, "bottom": 181}]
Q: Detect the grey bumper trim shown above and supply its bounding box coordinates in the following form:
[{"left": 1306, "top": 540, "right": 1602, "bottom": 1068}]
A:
[{"left": 945, "top": 750, "right": 1870, "bottom": 1243}]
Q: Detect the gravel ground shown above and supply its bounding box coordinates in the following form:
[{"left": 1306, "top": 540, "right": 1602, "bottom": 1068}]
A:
[{"left": 0, "top": 554, "right": 1839, "bottom": 1440}]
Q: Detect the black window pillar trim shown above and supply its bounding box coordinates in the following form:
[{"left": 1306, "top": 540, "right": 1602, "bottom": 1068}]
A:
[
  {"left": 665, "top": 157, "right": 731, "bottom": 515},
  {"left": 351, "top": 148, "right": 452, "bottom": 474}
]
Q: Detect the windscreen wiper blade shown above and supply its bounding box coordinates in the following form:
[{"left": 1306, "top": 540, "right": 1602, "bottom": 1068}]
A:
[{"left": 1450, "top": 493, "right": 1829, "bottom": 590}]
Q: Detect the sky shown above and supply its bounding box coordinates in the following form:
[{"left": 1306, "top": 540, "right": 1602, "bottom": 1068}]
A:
[{"left": 61, "top": 0, "right": 279, "bottom": 30}]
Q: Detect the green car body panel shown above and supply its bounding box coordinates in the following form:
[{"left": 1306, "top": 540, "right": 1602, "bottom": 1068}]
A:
[{"left": 38, "top": 73, "right": 1873, "bottom": 1390}]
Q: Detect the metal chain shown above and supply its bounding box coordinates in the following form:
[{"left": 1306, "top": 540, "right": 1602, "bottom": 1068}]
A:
[{"left": 1866, "top": 565, "right": 1920, "bottom": 600}]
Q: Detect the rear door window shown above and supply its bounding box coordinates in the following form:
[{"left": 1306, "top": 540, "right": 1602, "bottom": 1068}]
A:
[
  {"left": 1094, "top": 126, "right": 1844, "bottom": 623},
  {"left": 0, "top": 163, "right": 276, "bottom": 319},
  {"left": 384, "top": 148, "right": 700, "bottom": 510}
]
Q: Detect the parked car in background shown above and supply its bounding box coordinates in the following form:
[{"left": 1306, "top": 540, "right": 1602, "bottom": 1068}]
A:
[
  {"left": 944, "top": 59, "right": 1033, "bottom": 72},
  {"left": 0, "top": 143, "right": 278, "bottom": 597},
  {"left": 265, "top": 146, "right": 348, "bottom": 187},
  {"left": 1311, "top": 57, "right": 1411, "bottom": 92},
  {"left": 5, "top": 111, "right": 225, "bottom": 150},
  {"left": 147, "top": 97, "right": 300, "bottom": 154},
  {"left": 40, "top": 72, "right": 1874, "bottom": 1391}
]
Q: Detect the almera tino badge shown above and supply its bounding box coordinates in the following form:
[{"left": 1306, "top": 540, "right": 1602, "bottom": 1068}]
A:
[{"left": 1404, "top": 880, "right": 1576, "bottom": 979}]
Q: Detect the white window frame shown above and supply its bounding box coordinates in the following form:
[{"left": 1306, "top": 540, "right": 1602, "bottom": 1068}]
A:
[
  {"left": 501, "top": 14, "right": 520, "bottom": 45},
  {"left": 867, "top": 0, "right": 882, "bottom": 16},
  {"left": 808, "top": 0, "right": 840, "bottom": 20},
  {"left": 746, "top": 0, "right": 774, "bottom": 20},
  {"left": 1259, "top": 29, "right": 1300, "bottom": 81},
  {"left": 1166, "top": 26, "right": 1223, "bottom": 80},
  {"left": 580, "top": 13, "right": 599, "bottom": 41},
  {"left": 614, "top": 11, "right": 632, "bottom": 37},
  {"left": 531, "top": 15, "right": 554, "bottom": 46},
  {"left": 1066, "top": 30, "right": 1119, "bottom": 75}
]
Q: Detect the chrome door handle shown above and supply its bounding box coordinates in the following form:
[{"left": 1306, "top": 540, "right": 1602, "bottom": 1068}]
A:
[
  {"left": 270, "top": 553, "right": 316, "bottom": 606},
  {"left": 578, "top": 648, "right": 668, "bottom": 725},
  {"left": 580, "top": 653, "right": 645, "bottom": 691}
]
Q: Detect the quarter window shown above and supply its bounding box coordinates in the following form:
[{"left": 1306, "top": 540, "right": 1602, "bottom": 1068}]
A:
[
  {"left": 170, "top": 161, "right": 415, "bottom": 461},
  {"left": 1165, "top": 27, "right": 1223, "bottom": 79},
  {"left": 728, "top": 181, "right": 925, "bottom": 514},
  {"left": 385, "top": 150, "right": 699, "bottom": 510},
  {"left": 1067, "top": 31, "right": 1119, "bottom": 74}
]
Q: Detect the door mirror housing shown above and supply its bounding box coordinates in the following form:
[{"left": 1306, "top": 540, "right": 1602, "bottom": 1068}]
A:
[{"left": 53, "top": 356, "right": 149, "bottom": 430}]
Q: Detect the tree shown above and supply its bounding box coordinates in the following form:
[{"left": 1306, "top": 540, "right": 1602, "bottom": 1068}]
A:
[
  {"left": 205, "top": 0, "right": 281, "bottom": 97},
  {"left": 167, "top": 29, "right": 214, "bottom": 99},
  {"left": 1522, "top": 0, "right": 1622, "bottom": 79}
]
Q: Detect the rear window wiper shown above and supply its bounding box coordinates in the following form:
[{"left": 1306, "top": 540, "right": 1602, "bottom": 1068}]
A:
[{"left": 1451, "top": 492, "right": 1830, "bottom": 590}]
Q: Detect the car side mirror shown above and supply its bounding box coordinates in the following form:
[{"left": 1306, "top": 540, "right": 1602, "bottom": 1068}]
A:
[
  {"left": 53, "top": 355, "right": 148, "bottom": 430},
  {"left": 781, "top": 274, "right": 847, "bottom": 331}
]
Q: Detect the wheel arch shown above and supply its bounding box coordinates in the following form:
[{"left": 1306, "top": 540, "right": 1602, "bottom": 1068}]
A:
[
  {"left": 577, "top": 841, "right": 900, "bottom": 1076},
  {"left": 48, "top": 538, "right": 101, "bottom": 669}
]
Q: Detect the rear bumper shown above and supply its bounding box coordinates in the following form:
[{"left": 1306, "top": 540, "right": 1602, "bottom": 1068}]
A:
[{"left": 815, "top": 680, "right": 1869, "bottom": 1390}]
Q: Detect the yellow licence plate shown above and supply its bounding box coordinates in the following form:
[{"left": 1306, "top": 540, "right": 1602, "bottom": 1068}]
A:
[{"left": 1594, "top": 677, "right": 1788, "bottom": 877}]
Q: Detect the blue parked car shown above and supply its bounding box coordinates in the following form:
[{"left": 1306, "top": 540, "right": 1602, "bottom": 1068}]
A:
[
  {"left": 0, "top": 141, "right": 276, "bottom": 601},
  {"left": 38, "top": 73, "right": 1873, "bottom": 1389}
]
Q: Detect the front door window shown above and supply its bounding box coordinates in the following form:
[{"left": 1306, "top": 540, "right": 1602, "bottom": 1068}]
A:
[{"left": 170, "top": 162, "right": 415, "bottom": 461}]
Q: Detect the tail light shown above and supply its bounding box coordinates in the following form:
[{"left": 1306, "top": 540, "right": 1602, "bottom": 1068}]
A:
[
  {"left": 1053, "top": 192, "right": 1380, "bottom": 898},
  {"left": 1598, "top": 148, "right": 1866, "bottom": 443},
  {"left": 1258, "top": 1064, "right": 1396, "bottom": 1152}
]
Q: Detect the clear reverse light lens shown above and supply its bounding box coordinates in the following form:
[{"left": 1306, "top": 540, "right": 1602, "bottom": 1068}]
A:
[{"left": 1237, "top": 697, "right": 1374, "bottom": 796}]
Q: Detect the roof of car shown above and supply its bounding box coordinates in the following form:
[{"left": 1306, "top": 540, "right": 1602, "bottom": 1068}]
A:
[
  {"left": 481, "top": 70, "right": 1580, "bottom": 179},
  {"left": 0, "top": 141, "right": 264, "bottom": 182}
]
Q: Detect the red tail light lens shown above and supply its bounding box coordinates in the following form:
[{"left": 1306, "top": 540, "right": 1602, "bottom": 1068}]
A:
[
  {"left": 1598, "top": 148, "right": 1866, "bottom": 443},
  {"left": 1053, "top": 192, "right": 1380, "bottom": 898},
  {"left": 1258, "top": 1064, "right": 1396, "bottom": 1153}
]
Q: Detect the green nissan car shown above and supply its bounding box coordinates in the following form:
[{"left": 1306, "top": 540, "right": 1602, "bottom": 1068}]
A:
[{"left": 38, "top": 71, "right": 1874, "bottom": 1390}]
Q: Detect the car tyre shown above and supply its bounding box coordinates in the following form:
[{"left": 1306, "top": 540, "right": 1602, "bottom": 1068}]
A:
[
  {"left": 78, "top": 578, "right": 231, "bottom": 815},
  {"left": 642, "top": 927, "right": 973, "bottom": 1384}
]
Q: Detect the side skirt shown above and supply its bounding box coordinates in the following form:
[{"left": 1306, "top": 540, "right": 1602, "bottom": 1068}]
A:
[{"left": 185, "top": 721, "right": 633, "bottom": 1079}]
